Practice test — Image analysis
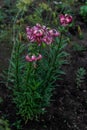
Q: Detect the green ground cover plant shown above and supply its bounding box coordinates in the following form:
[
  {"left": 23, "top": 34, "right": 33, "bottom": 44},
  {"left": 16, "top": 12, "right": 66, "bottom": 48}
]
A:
[
  {"left": 80, "top": 2, "right": 87, "bottom": 22},
  {"left": 76, "top": 67, "right": 86, "bottom": 88},
  {"left": 0, "top": 119, "right": 10, "bottom": 130}
]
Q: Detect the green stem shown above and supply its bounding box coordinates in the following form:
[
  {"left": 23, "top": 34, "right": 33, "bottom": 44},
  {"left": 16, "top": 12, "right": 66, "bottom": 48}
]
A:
[
  {"left": 15, "top": 41, "right": 20, "bottom": 88},
  {"left": 7, "top": 9, "right": 25, "bottom": 87},
  {"left": 44, "top": 34, "right": 62, "bottom": 85},
  {"left": 7, "top": 11, "right": 21, "bottom": 86},
  {"left": 26, "top": 63, "right": 32, "bottom": 86}
]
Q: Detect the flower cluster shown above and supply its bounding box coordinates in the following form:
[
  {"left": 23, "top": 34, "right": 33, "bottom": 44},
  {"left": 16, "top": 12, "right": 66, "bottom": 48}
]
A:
[
  {"left": 26, "top": 54, "right": 42, "bottom": 62},
  {"left": 59, "top": 14, "right": 72, "bottom": 26},
  {"left": 26, "top": 23, "right": 60, "bottom": 45}
]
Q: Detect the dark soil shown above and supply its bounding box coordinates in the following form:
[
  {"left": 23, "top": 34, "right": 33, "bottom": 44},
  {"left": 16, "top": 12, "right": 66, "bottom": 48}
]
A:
[
  {"left": 0, "top": 28, "right": 87, "bottom": 130},
  {"left": 0, "top": 1, "right": 87, "bottom": 130}
]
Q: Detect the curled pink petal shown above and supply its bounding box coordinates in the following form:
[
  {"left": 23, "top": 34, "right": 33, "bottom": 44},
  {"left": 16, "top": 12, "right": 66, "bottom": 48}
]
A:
[
  {"left": 36, "top": 54, "right": 42, "bottom": 60},
  {"left": 33, "top": 30, "right": 43, "bottom": 37},
  {"left": 66, "top": 15, "right": 72, "bottom": 23},
  {"left": 49, "top": 29, "right": 60, "bottom": 37},
  {"left": 25, "top": 55, "right": 32, "bottom": 62},
  {"left": 36, "top": 23, "right": 41, "bottom": 28},
  {"left": 43, "top": 36, "right": 53, "bottom": 45},
  {"left": 31, "top": 55, "right": 36, "bottom": 61}
]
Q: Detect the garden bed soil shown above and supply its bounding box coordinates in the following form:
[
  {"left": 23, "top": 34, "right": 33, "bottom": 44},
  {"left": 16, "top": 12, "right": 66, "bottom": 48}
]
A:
[
  {"left": 0, "top": 28, "right": 87, "bottom": 130},
  {"left": 0, "top": 0, "right": 87, "bottom": 129}
]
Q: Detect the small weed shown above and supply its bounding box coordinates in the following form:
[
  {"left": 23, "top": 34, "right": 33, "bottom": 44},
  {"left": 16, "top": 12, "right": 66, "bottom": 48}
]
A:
[
  {"left": 12, "top": 120, "right": 22, "bottom": 130},
  {"left": 72, "top": 43, "right": 86, "bottom": 52},
  {"left": 80, "top": 2, "right": 87, "bottom": 23},
  {"left": 0, "top": 118, "right": 10, "bottom": 130},
  {"left": 0, "top": 97, "right": 3, "bottom": 104},
  {"left": 76, "top": 67, "right": 86, "bottom": 88}
]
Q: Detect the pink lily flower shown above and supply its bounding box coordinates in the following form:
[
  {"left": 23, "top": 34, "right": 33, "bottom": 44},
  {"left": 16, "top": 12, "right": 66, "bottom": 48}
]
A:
[
  {"left": 26, "top": 24, "right": 60, "bottom": 45},
  {"left": 59, "top": 14, "right": 72, "bottom": 26},
  {"left": 25, "top": 54, "right": 42, "bottom": 62}
]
